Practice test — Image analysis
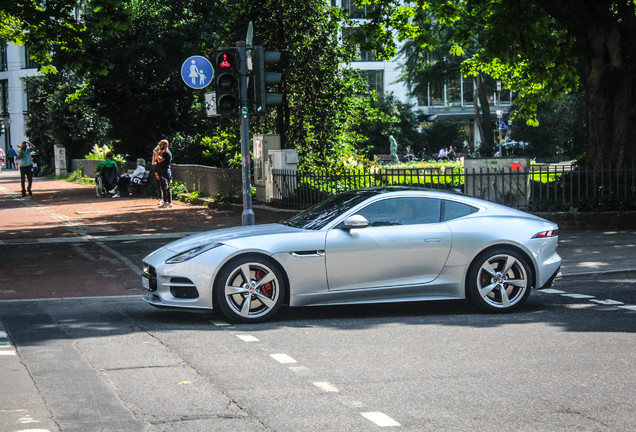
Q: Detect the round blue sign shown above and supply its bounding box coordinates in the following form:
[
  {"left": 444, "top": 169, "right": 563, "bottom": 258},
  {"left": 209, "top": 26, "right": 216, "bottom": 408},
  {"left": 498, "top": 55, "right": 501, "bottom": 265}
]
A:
[{"left": 181, "top": 56, "right": 214, "bottom": 89}]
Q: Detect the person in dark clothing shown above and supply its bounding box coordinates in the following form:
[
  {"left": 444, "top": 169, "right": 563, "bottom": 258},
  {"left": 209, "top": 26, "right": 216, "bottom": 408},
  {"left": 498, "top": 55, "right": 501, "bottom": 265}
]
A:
[{"left": 154, "top": 139, "right": 173, "bottom": 208}]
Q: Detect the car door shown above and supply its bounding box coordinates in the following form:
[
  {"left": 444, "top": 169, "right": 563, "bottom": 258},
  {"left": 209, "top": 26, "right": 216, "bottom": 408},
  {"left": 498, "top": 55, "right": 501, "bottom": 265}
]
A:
[{"left": 324, "top": 196, "right": 452, "bottom": 292}]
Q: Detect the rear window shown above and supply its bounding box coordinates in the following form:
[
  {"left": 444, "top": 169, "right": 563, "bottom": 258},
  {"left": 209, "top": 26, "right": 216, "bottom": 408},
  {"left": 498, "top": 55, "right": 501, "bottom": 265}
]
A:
[{"left": 443, "top": 200, "right": 478, "bottom": 221}]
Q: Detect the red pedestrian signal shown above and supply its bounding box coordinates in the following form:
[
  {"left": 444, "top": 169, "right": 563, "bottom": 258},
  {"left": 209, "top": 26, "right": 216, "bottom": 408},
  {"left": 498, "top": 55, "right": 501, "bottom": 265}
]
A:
[{"left": 214, "top": 50, "right": 238, "bottom": 117}]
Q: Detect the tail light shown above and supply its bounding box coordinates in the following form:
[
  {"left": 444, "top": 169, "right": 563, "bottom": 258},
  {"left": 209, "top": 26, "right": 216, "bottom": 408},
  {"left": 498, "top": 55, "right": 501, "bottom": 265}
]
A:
[{"left": 533, "top": 230, "right": 559, "bottom": 238}]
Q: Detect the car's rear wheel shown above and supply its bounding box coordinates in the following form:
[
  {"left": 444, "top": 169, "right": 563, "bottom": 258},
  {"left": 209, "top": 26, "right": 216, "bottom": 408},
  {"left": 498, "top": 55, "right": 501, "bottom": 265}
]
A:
[
  {"left": 214, "top": 255, "right": 285, "bottom": 323},
  {"left": 466, "top": 248, "right": 532, "bottom": 312}
]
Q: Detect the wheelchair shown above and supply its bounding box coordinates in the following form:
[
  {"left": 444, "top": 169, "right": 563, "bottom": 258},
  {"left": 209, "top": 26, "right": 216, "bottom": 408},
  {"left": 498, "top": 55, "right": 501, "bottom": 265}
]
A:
[{"left": 95, "top": 167, "right": 118, "bottom": 198}]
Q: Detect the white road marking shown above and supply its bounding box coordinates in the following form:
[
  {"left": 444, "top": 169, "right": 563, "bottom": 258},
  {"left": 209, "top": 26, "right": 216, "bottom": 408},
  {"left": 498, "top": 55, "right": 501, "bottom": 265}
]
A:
[
  {"left": 361, "top": 411, "right": 401, "bottom": 427},
  {"left": 236, "top": 334, "right": 260, "bottom": 342},
  {"left": 618, "top": 305, "right": 636, "bottom": 311},
  {"left": 540, "top": 289, "right": 565, "bottom": 294},
  {"left": 313, "top": 381, "right": 339, "bottom": 393},
  {"left": 209, "top": 320, "right": 231, "bottom": 327},
  {"left": 270, "top": 353, "right": 297, "bottom": 364},
  {"left": 589, "top": 299, "right": 624, "bottom": 305},
  {"left": 561, "top": 293, "right": 595, "bottom": 299},
  {"left": 598, "top": 279, "right": 636, "bottom": 283}
]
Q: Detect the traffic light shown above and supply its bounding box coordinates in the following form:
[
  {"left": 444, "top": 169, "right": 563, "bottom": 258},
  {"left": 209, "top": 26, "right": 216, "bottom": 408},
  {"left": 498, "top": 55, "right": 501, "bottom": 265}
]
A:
[
  {"left": 0, "top": 124, "right": 4, "bottom": 135},
  {"left": 252, "top": 46, "right": 282, "bottom": 116},
  {"left": 214, "top": 50, "right": 238, "bottom": 117}
]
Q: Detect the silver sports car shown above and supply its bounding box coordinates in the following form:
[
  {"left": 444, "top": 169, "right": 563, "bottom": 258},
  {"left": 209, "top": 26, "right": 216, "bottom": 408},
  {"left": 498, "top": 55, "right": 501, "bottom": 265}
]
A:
[{"left": 142, "top": 187, "right": 561, "bottom": 322}]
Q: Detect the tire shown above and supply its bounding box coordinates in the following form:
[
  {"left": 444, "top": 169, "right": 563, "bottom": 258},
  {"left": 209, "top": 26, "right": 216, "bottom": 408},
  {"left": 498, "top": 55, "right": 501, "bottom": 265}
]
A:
[
  {"left": 466, "top": 248, "right": 533, "bottom": 313},
  {"left": 95, "top": 176, "right": 104, "bottom": 197},
  {"left": 214, "top": 255, "right": 286, "bottom": 323}
]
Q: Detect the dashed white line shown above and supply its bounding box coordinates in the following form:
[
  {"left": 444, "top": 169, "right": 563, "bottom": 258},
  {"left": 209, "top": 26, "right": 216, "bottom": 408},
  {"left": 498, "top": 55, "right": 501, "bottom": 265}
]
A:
[
  {"left": 541, "top": 289, "right": 635, "bottom": 311},
  {"left": 540, "top": 289, "right": 565, "bottom": 294},
  {"left": 561, "top": 293, "right": 595, "bottom": 299},
  {"left": 361, "top": 411, "right": 401, "bottom": 427},
  {"left": 589, "top": 299, "right": 624, "bottom": 305},
  {"left": 313, "top": 381, "right": 339, "bottom": 393},
  {"left": 236, "top": 334, "right": 260, "bottom": 342},
  {"left": 270, "top": 353, "right": 297, "bottom": 364}
]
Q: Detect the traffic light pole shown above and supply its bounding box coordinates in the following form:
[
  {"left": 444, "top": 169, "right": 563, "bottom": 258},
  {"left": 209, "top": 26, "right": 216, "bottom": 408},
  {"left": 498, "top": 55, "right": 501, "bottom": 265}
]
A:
[{"left": 237, "top": 41, "right": 255, "bottom": 226}]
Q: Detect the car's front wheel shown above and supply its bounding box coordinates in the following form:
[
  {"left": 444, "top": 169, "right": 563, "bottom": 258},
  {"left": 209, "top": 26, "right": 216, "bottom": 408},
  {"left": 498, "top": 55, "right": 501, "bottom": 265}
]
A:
[
  {"left": 214, "top": 255, "right": 285, "bottom": 323},
  {"left": 466, "top": 248, "right": 533, "bottom": 312}
]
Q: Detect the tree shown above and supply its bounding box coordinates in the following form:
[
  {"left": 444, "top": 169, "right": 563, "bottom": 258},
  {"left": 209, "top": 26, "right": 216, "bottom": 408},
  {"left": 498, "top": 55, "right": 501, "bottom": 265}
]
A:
[
  {"left": 357, "top": 0, "right": 636, "bottom": 168},
  {"left": 397, "top": 23, "right": 495, "bottom": 151},
  {"left": 512, "top": 92, "right": 586, "bottom": 161},
  {"left": 72, "top": 0, "right": 227, "bottom": 160},
  {"left": 354, "top": 94, "right": 424, "bottom": 158},
  {"left": 0, "top": 0, "right": 130, "bottom": 73},
  {"left": 224, "top": 0, "right": 381, "bottom": 168}
]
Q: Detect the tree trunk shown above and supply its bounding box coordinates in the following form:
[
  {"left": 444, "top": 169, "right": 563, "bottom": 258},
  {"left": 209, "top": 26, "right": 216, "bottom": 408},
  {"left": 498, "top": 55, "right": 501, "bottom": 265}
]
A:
[
  {"left": 535, "top": 0, "right": 636, "bottom": 169},
  {"left": 473, "top": 74, "right": 494, "bottom": 152}
]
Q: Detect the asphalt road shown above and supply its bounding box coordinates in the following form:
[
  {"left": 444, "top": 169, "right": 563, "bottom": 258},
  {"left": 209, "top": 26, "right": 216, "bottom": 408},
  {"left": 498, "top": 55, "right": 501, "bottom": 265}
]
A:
[
  {"left": 1, "top": 275, "right": 635, "bottom": 432},
  {"left": 1, "top": 171, "right": 636, "bottom": 431}
]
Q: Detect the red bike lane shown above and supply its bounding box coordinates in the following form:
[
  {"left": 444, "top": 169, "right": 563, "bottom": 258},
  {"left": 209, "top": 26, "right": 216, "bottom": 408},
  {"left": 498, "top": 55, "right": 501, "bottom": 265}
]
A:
[{"left": 0, "top": 170, "right": 263, "bottom": 300}]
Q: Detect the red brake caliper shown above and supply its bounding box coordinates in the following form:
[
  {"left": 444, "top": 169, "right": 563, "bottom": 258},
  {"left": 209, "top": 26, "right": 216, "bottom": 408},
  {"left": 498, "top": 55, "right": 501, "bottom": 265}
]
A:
[{"left": 254, "top": 269, "right": 273, "bottom": 298}]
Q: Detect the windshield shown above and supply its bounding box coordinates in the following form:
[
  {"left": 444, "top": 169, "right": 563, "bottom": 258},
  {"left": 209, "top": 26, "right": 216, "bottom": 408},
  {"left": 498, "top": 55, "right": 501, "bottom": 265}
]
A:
[{"left": 284, "top": 190, "right": 380, "bottom": 230}]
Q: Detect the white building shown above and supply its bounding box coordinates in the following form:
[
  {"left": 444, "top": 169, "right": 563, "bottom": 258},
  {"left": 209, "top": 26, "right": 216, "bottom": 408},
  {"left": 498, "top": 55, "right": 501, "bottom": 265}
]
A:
[
  {"left": 0, "top": 42, "right": 41, "bottom": 156},
  {"left": 334, "top": 0, "right": 512, "bottom": 147}
]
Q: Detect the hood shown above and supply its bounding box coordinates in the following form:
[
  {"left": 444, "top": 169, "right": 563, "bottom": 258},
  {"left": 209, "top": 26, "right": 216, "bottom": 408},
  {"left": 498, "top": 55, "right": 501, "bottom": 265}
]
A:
[{"left": 161, "top": 223, "right": 301, "bottom": 252}]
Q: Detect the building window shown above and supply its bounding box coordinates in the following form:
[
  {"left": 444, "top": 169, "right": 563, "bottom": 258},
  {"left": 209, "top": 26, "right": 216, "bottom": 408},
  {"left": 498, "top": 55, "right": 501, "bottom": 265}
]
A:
[
  {"left": 0, "top": 80, "right": 8, "bottom": 117},
  {"left": 341, "top": 0, "right": 375, "bottom": 19},
  {"left": 462, "top": 76, "right": 474, "bottom": 105},
  {"left": 23, "top": 46, "right": 39, "bottom": 69},
  {"left": 343, "top": 27, "right": 377, "bottom": 61},
  {"left": 358, "top": 70, "right": 384, "bottom": 95},
  {"left": 0, "top": 42, "right": 7, "bottom": 72}
]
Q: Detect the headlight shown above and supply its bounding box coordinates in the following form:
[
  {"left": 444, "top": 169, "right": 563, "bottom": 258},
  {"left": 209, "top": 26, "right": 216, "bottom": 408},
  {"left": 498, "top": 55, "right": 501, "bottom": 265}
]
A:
[{"left": 166, "top": 243, "right": 221, "bottom": 264}]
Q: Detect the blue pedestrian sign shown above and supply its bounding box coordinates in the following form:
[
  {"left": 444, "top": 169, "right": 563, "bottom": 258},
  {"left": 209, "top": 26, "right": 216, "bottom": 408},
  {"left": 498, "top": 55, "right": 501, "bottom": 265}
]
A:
[{"left": 181, "top": 56, "right": 214, "bottom": 89}]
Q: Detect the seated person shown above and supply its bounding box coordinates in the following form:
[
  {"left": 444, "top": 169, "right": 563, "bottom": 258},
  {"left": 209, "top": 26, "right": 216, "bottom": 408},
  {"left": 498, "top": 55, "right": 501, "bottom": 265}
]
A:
[
  {"left": 437, "top": 147, "right": 448, "bottom": 160},
  {"left": 110, "top": 158, "right": 146, "bottom": 198},
  {"left": 401, "top": 146, "right": 415, "bottom": 162},
  {"left": 95, "top": 152, "right": 118, "bottom": 190}
]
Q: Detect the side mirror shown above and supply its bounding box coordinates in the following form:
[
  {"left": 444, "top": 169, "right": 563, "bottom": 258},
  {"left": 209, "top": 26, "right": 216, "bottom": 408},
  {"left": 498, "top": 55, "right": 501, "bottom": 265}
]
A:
[{"left": 340, "top": 214, "right": 369, "bottom": 230}]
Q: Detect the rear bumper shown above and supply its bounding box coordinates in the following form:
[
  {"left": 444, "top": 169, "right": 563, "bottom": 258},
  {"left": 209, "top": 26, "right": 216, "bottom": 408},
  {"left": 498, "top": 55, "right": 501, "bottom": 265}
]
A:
[{"left": 539, "top": 266, "right": 562, "bottom": 289}]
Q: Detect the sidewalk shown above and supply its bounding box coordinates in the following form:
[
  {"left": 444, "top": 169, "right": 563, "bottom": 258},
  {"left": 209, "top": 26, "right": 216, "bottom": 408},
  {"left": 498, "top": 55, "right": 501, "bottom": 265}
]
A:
[{"left": 1, "top": 169, "right": 636, "bottom": 278}]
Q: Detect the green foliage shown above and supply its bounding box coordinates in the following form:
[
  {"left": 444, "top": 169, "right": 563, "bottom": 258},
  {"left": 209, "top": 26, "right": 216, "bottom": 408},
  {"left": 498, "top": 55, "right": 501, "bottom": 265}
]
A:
[
  {"left": 170, "top": 181, "right": 189, "bottom": 196},
  {"left": 1, "top": 0, "right": 131, "bottom": 73},
  {"left": 232, "top": 0, "right": 381, "bottom": 169},
  {"left": 420, "top": 120, "right": 469, "bottom": 157},
  {"left": 60, "top": 169, "right": 95, "bottom": 186},
  {"left": 512, "top": 92, "right": 586, "bottom": 161},
  {"left": 84, "top": 144, "right": 125, "bottom": 162},
  {"left": 25, "top": 73, "right": 113, "bottom": 164},
  {"left": 354, "top": 94, "right": 424, "bottom": 159},
  {"left": 201, "top": 130, "right": 242, "bottom": 169}
]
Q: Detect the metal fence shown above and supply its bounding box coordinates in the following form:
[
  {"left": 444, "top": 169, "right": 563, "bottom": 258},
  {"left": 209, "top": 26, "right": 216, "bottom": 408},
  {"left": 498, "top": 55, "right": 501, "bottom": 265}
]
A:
[{"left": 270, "top": 164, "right": 636, "bottom": 211}]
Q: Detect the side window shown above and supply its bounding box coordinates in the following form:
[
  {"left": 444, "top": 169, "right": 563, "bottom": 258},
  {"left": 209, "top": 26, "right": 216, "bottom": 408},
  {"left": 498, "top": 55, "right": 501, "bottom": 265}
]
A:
[
  {"left": 443, "top": 200, "right": 478, "bottom": 221},
  {"left": 356, "top": 197, "right": 441, "bottom": 226}
]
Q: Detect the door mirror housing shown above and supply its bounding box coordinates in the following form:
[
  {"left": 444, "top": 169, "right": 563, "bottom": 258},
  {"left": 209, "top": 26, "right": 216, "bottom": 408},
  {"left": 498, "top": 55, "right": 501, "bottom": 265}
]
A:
[{"left": 340, "top": 215, "right": 369, "bottom": 230}]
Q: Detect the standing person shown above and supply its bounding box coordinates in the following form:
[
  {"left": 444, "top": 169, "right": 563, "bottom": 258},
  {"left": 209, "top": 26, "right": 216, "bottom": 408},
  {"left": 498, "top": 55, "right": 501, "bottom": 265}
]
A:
[
  {"left": 151, "top": 142, "right": 164, "bottom": 206},
  {"left": 7, "top": 145, "right": 16, "bottom": 169},
  {"left": 155, "top": 139, "right": 173, "bottom": 208},
  {"left": 16, "top": 141, "right": 36, "bottom": 196},
  {"left": 0, "top": 147, "right": 4, "bottom": 172}
]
